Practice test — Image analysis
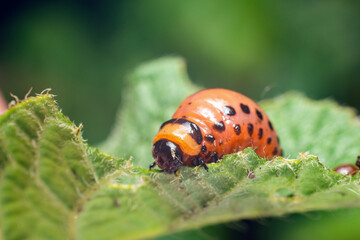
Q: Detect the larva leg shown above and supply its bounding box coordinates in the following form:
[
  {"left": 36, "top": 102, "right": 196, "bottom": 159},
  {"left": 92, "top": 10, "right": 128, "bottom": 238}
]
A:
[
  {"left": 149, "top": 161, "right": 156, "bottom": 170},
  {"left": 199, "top": 158, "right": 209, "bottom": 172},
  {"left": 192, "top": 157, "right": 209, "bottom": 172}
]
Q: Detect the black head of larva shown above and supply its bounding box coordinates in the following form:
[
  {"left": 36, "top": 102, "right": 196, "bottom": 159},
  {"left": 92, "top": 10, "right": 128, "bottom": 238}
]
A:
[{"left": 152, "top": 140, "right": 183, "bottom": 173}]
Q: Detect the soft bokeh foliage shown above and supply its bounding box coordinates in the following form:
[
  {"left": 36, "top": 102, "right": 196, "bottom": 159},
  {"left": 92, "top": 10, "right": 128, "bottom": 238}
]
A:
[
  {"left": 1, "top": 1, "right": 360, "bottom": 239},
  {"left": 1, "top": 0, "right": 360, "bottom": 143}
]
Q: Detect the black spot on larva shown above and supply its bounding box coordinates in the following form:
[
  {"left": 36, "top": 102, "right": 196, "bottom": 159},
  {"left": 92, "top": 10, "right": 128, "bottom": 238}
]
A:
[
  {"left": 240, "top": 103, "right": 250, "bottom": 114},
  {"left": 267, "top": 137, "right": 272, "bottom": 144},
  {"left": 160, "top": 118, "right": 202, "bottom": 144},
  {"left": 188, "top": 102, "right": 192, "bottom": 105},
  {"left": 205, "top": 134, "right": 215, "bottom": 143},
  {"left": 256, "top": 109, "right": 263, "bottom": 120},
  {"left": 201, "top": 145, "right": 207, "bottom": 153},
  {"left": 273, "top": 148, "right": 278, "bottom": 155},
  {"left": 247, "top": 123, "right": 254, "bottom": 136},
  {"left": 258, "top": 128, "right": 263, "bottom": 139},
  {"left": 234, "top": 124, "right": 241, "bottom": 135},
  {"left": 223, "top": 106, "right": 236, "bottom": 116},
  {"left": 268, "top": 120, "right": 273, "bottom": 130},
  {"left": 160, "top": 119, "right": 174, "bottom": 129},
  {"left": 213, "top": 121, "right": 225, "bottom": 132}
]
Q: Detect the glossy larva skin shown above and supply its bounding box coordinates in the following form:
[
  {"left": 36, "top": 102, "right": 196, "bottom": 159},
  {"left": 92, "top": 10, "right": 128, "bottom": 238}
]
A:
[{"left": 152, "top": 88, "right": 282, "bottom": 173}]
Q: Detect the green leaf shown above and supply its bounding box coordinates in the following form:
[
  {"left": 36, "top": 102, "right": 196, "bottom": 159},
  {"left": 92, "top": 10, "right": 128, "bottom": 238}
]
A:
[
  {"left": 2, "top": 57, "right": 360, "bottom": 240},
  {"left": 261, "top": 93, "right": 360, "bottom": 169},
  {"left": 0, "top": 95, "right": 124, "bottom": 240},
  {"left": 77, "top": 149, "right": 360, "bottom": 240},
  {"left": 99, "top": 57, "right": 200, "bottom": 168}
]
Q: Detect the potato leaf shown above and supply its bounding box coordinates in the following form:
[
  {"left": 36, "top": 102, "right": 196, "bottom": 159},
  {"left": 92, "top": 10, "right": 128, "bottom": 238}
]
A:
[{"left": 1, "top": 58, "right": 360, "bottom": 240}]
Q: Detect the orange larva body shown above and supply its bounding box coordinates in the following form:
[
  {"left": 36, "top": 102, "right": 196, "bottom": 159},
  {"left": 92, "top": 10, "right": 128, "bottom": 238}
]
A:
[{"left": 151, "top": 88, "right": 282, "bottom": 173}]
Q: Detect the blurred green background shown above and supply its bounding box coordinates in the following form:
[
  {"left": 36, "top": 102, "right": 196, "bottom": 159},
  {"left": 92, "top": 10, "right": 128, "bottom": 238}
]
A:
[
  {"left": 1, "top": 1, "right": 360, "bottom": 239},
  {"left": 2, "top": 0, "right": 360, "bottom": 145}
]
